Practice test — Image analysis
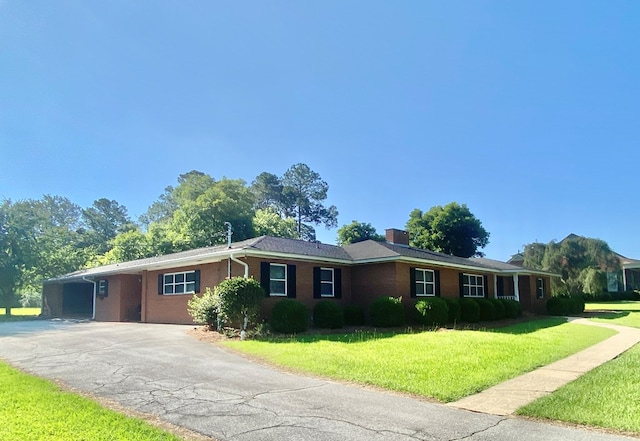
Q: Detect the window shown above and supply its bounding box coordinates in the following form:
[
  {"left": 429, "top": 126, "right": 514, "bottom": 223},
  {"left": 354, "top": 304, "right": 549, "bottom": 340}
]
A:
[
  {"left": 97, "top": 279, "right": 108, "bottom": 297},
  {"left": 320, "top": 268, "right": 335, "bottom": 297},
  {"left": 462, "top": 273, "right": 485, "bottom": 297},
  {"left": 163, "top": 271, "right": 197, "bottom": 295},
  {"left": 536, "top": 278, "right": 545, "bottom": 299},
  {"left": 415, "top": 269, "right": 435, "bottom": 296},
  {"left": 269, "top": 263, "right": 287, "bottom": 296}
]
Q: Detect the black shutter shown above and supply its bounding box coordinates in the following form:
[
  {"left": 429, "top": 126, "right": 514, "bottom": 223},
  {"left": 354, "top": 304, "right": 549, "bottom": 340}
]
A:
[
  {"left": 409, "top": 268, "right": 416, "bottom": 298},
  {"left": 103, "top": 279, "right": 109, "bottom": 297},
  {"left": 483, "top": 275, "right": 489, "bottom": 298},
  {"left": 158, "top": 274, "right": 164, "bottom": 295},
  {"left": 313, "top": 267, "right": 321, "bottom": 299},
  {"left": 260, "top": 262, "right": 271, "bottom": 296},
  {"left": 335, "top": 268, "right": 342, "bottom": 299},
  {"left": 459, "top": 273, "right": 464, "bottom": 298},
  {"left": 194, "top": 270, "right": 201, "bottom": 293},
  {"left": 435, "top": 270, "right": 440, "bottom": 297},
  {"left": 287, "top": 264, "right": 296, "bottom": 298}
]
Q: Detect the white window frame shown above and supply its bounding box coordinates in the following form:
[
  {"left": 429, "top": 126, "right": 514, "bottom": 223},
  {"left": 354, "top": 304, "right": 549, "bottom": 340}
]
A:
[
  {"left": 163, "top": 270, "right": 197, "bottom": 295},
  {"left": 536, "top": 278, "right": 545, "bottom": 299},
  {"left": 97, "top": 279, "right": 107, "bottom": 296},
  {"left": 320, "top": 267, "right": 335, "bottom": 297},
  {"left": 415, "top": 268, "right": 436, "bottom": 296},
  {"left": 462, "top": 273, "right": 485, "bottom": 298},
  {"left": 269, "top": 263, "right": 287, "bottom": 297}
]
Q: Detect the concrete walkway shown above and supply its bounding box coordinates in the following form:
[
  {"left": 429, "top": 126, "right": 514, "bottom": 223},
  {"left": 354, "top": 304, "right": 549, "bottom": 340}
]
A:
[{"left": 449, "top": 318, "right": 640, "bottom": 416}]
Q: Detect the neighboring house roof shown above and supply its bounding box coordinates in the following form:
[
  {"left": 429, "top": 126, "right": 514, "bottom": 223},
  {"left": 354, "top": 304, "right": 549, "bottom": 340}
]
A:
[{"left": 47, "top": 235, "right": 555, "bottom": 283}]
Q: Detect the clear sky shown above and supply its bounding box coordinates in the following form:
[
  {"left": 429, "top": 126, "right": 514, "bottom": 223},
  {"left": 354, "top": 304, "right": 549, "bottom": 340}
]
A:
[{"left": 1, "top": 1, "right": 639, "bottom": 261}]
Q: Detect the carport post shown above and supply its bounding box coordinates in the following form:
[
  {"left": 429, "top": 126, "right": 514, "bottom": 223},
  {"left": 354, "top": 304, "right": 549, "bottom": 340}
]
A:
[{"left": 82, "top": 276, "right": 97, "bottom": 320}]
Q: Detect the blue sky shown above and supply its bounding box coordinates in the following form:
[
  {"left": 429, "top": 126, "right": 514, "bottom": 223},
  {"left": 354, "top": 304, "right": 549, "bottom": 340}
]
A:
[{"left": 1, "top": 1, "right": 639, "bottom": 261}]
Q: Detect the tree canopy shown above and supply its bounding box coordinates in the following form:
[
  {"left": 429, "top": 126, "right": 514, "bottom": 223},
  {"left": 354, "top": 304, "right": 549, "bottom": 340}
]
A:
[
  {"left": 523, "top": 235, "right": 621, "bottom": 295},
  {"left": 406, "top": 202, "right": 489, "bottom": 257},
  {"left": 336, "top": 221, "right": 384, "bottom": 245}
]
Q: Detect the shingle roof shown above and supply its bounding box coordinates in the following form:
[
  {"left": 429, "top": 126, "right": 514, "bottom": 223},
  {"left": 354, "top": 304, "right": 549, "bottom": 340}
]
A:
[{"left": 47, "top": 236, "right": 555, "bottom": 283}]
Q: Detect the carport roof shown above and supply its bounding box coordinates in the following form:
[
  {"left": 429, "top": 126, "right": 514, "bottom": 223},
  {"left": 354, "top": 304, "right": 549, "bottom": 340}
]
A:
[{"left": 46, "top": 235, "right": 555, "bottom": 283}]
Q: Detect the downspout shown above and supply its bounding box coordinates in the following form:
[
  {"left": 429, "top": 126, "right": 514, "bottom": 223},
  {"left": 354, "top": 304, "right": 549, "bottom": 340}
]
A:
[
  {"left": 82, "top": 276, "right": 97, "bottom": 320},
  {"left": 229, "top": 254, "right": 250, "bottom": 339}
]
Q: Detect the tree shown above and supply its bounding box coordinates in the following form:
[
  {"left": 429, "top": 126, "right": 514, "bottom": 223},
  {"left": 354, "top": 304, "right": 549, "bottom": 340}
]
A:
[
  {"left": 336, "top": 221, "right": 384, "bottom": 245},
  {"left": 82, "top": 198, "right": 135, "bottom": 253},
  {"left": 280, "top": 163, "right": 338, "bottom": 240},
  {"left": 251, "top": 172, "right": 284, "bottom": 212},
  {"left": 523, "top": 235, "right": 620, "bottom": 295},
  {"left": 93, "top": 229, "right": 152, "bottom": 265},
  {"left": 406, "top": 202, "right": 489, "bottom": 257},
  {"left": 253, "top": 208, "right": 299, "bottom": 239}
]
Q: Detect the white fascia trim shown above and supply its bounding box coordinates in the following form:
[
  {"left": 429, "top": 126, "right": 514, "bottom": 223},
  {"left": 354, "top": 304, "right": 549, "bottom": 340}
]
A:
[
  {"left": 242, "top": 249, "right": 352, "bottom": 265},
  {"left": 352, "top": 256, "right": 505, "bottom": 274}
]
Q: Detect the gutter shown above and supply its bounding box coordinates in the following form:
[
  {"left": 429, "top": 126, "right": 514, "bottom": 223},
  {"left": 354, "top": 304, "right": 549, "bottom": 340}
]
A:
[
  {"left": 82, "top": 276, "right": 97, "bottom": 320},
  {"left": 230, "top": 254, "right": 249, "bottom": 278}
]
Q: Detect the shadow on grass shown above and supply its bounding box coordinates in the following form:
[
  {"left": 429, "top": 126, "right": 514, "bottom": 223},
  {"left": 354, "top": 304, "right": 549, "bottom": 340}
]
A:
[
  {"left": 583, "top": 311, "right": 631, "bottom": 321},
  {"left": 260, "top": 317, "right": 571, "bottom": 343}
]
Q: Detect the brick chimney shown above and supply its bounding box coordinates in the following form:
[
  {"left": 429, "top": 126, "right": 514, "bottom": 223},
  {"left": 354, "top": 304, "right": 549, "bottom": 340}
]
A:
[{"left": 385, "top": 228, "right": 409, "bottom": 246}]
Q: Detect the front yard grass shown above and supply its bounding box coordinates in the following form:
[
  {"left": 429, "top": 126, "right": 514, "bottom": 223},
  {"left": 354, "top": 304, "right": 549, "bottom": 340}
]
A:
[
  {"left": 224, "top": 318, "right": 615, "bottom": 402},
  {"left": 0, "top": 307, "right": 42, "bottom": 322},
  {"left": 0, "top": 361, "right": 184, "bottom": 441},
  {"left": 586, "top": 301, "right": 640, "bottom": 329},
  {"left": 517, "top": 343, "right": 640, "bottom": 433}
]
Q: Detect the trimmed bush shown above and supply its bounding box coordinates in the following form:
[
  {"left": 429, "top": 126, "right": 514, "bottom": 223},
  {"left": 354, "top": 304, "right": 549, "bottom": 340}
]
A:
[
  {"left": 369, "top": 296, "right": 405, "bottom": 327},
  {"left": 501, "top": 299, "right": 522, "bottom": 319},
  {"left": 489, "top": 298, "right": 506, "bottom": 320},
  {"left": 475, "top": 298, "right": 496, "bottom": 321},
  {"left": 270, "top": 299, "right": 309, "bottom": 334},
  {"left": 344, "top": 304, "right": 365, "bottom": 326},
  {"left": 443, "top": 297, "right": 461, "bottom": 323},
  {"left": 459, "top": 298, "right": 480, "bottom": 323},
  {"left": 187, "top": 287, "right": 218, "bottom": 328},
  {"left": 211, "top": 277, "right": 265, "bottom": 331},
  {"left": 313, "top": 300, "right": 344, "bottom": 329},
  {"left": 414, "top": 297, "right": 449, "bottom": 327}
]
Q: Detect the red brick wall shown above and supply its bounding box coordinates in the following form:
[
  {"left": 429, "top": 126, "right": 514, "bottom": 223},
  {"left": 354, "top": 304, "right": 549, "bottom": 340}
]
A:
[{"left": 42, "top": 284, "right": 63, "bottom": 317}]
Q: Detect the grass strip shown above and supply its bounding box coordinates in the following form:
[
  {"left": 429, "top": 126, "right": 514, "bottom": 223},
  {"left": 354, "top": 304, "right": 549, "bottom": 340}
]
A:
[
  {"left": 225, "top": 318, "right": 615, "bottom": 402},
  {"left": 517, "top": 344, "right": 640, "bottom": 433},
  {"left": 0, "top": 361, "right": 184, "bottom": 441},
  {"left": 586, "top": 301, "right": 640, "bottom": 329}
]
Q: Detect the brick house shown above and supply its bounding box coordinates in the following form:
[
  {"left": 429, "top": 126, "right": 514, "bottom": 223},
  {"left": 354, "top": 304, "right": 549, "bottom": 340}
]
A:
[{"left": 43, "top": 229, "right": 555, "bottom": 324}]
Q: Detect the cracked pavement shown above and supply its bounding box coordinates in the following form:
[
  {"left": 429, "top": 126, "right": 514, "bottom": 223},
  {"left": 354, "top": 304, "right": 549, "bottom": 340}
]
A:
[{"left": 0, "top": 321, "right": 637, "bottom": 441}]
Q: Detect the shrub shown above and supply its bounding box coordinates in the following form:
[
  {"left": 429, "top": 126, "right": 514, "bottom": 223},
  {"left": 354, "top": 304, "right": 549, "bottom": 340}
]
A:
[
  {"left": 546, "top": 296, "right": 572, "bottom": 316},
  {"left": 489, "top": 298, "right": 506, "bottom": 320},
  {"left": 475, "top": 298, "right": 496, "bottom": 321},
  {"left": 459, "top": 298, "right": 480, "bottom": 323},
  {"left": 569, "top": 295, "right": 585, "bottom": 315},
  {"left": 270, "top": 299, "right": 309, "bottom": 334},
  {"left": 501, "top": 299, "right": 522, "bottom": 319},
  {"left": 460, "top": 298, "right": 480, "bottom": 323},
  {"left": 414, "top": 297, "right": 449, "bottom": 327},
  {"left": 19, "top": 291, "right": 42, "bottom": 308},
  {"left": 344, "top": 304, "right": 365, "bottom": 326},
  {"left": 213, "top": 277, "right": 265, "bottom": 331},
  {"left": 313, "top": 301, "right": 344, "bottom": 329},
  {"left": 369, "top": 296, "right": 405, "bottom": 327},
  {"left": 187, "top": 288, "right": 218, "bottom": 328},
  {"left": 443, "top": 297, "right": 461, "bottom": 323}
]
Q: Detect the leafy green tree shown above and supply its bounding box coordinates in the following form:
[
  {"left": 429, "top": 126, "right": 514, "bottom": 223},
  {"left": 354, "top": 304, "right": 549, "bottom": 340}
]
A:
[
  {"left": 523, "top": 235, "right": 620, "bottom": 295},
  {"left": 336, "top": 221, "right": 384, "bottom": 245},
  {"left": 93, "top": 229, "right": 152, "bottom": 265},
  {"left": 280, "top": 163, "right": 338, "bottom": 240},
  {"left": 82, "top": 198, "right": 135, "bottom": 253},
  {"left": 253, "top": 208, "right": 299, "bottom": 239},
  {"left": 406, "top": 202, "right": 489, "bottom": 257},
  {"left": 251, "top": 172, "right": 284, "bottom": 212}
]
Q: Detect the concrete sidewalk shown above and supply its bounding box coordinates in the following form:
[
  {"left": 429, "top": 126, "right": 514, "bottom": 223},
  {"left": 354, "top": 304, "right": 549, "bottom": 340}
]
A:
[{"left": 448, "top": 318, "right": 640, "bottom": 416}]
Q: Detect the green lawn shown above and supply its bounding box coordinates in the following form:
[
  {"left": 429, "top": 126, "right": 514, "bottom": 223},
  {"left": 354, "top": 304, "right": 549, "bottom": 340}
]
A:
[
  {"left": 0, "top": 361, "right": 184, "bottom": 441},
  {"left": 0, "top": 307, "right": 42, "bottom": 322},
  {"left": 517, "top": 344, "right": 640, "bottom": 433},
  {"left": 225, "top": 318, "right": 615, "bottom": 402},
  {"left": 586, "top": 301, "right": 640, "bottom": 329}
]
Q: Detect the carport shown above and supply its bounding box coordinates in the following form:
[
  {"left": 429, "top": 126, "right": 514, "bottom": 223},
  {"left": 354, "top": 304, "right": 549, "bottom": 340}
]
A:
[{"left": 43, "top": 281, "right": 94, "bottom": 318}]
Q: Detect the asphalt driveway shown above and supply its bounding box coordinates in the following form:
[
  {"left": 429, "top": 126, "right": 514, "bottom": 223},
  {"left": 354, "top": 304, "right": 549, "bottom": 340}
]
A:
[{"left": 0, "top": 320, "right": 635, "bottom": 441}]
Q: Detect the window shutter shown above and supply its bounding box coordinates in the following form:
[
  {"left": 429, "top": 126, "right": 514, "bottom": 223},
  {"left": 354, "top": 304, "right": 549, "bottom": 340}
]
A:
[
  {"left": 103, "top": 279, "right": 109, "bottom": 297},
  {"left": 260, "top": 262, "right": 270, "bottom": 296},
  {"left": 313, "top": 267, "right": 321, "bottom": 299},
  {"left": 459, "top": 273, "right": 464, "bottom": 298},
  {"left": 287, "top": 264, "right": 296, "bottom": 298},
  {"left": 194, "top": 270, "right": 201, "bottom": 293},
  {"left": 335, "top": 268, "right": 342, "bottom": 299},
  {"left": 435, "top": 270, "right": 440, "bottom": 297},
  {"left": 158, "top": 274, "right": 164, "bottom": 295},
  {"left": 483, "top": 275, "right": 489, "bottom": 298},
  {"left": 409, "top": 268, "right": 416, "bottom": 298}
]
